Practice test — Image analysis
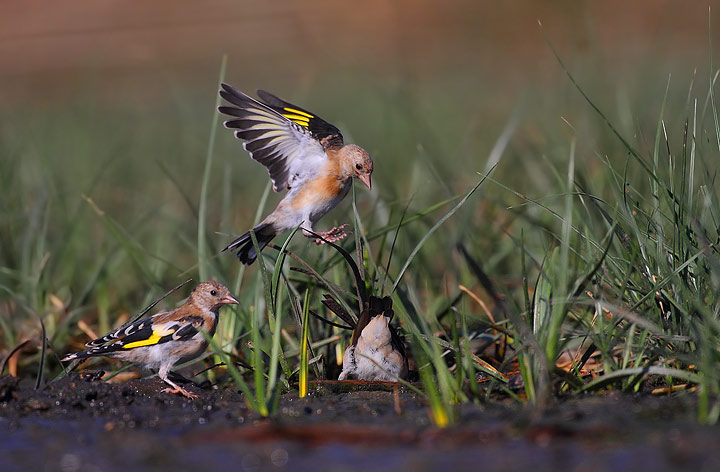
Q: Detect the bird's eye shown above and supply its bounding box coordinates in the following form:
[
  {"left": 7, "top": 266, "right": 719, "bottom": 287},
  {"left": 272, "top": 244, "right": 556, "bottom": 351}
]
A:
[
  {"left": 210, "top": 290, "right": 217, "bottom": 296},
  {"left": 355, "top": 163, "right": 362, "bottom": 170}
]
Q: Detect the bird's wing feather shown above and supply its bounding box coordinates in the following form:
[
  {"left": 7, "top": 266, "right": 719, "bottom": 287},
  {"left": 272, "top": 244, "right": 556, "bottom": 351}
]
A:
[
  {"left": 84, "top": 312, "right": 170, "bottom": 348},
  {"left": 116, "top": 320, "right": 176, "bottom": 349},
  {"left": 118, "top": 315, "right": 204, "bottom": 349},
  {"left": 255, "top": 89, "right": 344, "bottom": 149},
  {"left": 75, "top": 314, "right": 203, "bottom": 358},
  {"left": 218, "top": 83, "right": 333, "bottom": 192}
]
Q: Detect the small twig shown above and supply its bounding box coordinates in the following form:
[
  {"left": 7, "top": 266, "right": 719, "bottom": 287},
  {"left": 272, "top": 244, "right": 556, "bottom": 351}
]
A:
[
  {"left": 191, "top": 360, "right": 254, "bottom": 377},
  {"left": 77, "top": 320, "right": 98, "bottom": 341},
  {"left": 458, "top": 284, "right": 496, "bottom": 324},
  {"left": 35, "top": 317, "right": 47, "bottom": 389},
  {"left": 0, "top": 340, "right": 30, "bottom": 377},
  {"left": 393, "top": 385, "right": 402, "bottom": 416}
]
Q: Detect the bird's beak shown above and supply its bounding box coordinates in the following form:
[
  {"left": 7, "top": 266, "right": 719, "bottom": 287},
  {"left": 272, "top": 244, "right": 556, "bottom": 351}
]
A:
[
  {"left": 358, "top": 173, "right": 372, "bottom": 190},
  {"left": 221, "top": 295, "right": 240, "bottom": 305}
]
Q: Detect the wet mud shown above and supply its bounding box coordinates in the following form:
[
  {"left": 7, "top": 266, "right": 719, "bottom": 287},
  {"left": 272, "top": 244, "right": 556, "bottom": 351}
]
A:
[{"left": 1, "top": 374, "right": 719, "bottom": 471}]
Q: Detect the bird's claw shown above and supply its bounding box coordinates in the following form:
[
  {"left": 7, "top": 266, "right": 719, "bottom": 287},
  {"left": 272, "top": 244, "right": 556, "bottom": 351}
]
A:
[
  {"left": 161, "top": 386, "right": 199, "bottom": 399},
  {"left": 314, "top": 225, "right": 348, "bottom": 245}
]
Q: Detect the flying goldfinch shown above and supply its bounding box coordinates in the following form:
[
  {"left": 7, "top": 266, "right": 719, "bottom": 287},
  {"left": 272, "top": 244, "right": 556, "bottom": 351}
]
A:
[
  {"left": 62, "top": 281, "right": 239, "bottom": 399},
  {"left": 218, "top": 83, "right": 374, "bottom": 264},
  {"left": 338, "top": 296, "right": 408, "bottom": 382}
]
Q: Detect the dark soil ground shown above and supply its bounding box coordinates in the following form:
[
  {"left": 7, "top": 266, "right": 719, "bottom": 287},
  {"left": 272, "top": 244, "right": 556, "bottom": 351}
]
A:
[{"left": 1, "top": 373, "right": 718, "bottom": 472}]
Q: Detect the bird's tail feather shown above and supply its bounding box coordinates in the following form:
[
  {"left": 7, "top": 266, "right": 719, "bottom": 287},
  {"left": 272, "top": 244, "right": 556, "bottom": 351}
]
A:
[
  {"left": 61, "top": 345, "right": 122, "bottom": 362},
  {"left": 223, "top": 223, "right": 277, "bottom": 265}
]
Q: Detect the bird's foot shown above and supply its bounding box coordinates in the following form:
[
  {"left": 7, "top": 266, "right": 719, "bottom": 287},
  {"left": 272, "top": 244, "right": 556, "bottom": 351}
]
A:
[
  {"left": 314, "top": 225, "right": 348, "bottom": 245},
  {"left": 161, "top": 386, "right": 199, "bottom": 399}
]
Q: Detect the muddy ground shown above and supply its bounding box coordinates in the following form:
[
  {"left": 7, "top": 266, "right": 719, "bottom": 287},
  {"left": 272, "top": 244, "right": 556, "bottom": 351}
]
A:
[{"left": 1, "top": 374, "right": 718, "bottom": 472}]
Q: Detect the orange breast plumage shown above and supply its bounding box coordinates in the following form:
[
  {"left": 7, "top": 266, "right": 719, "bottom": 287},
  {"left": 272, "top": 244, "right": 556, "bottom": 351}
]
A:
[{"left": 291, "top": 173, "right": 346, "bottom": 211}]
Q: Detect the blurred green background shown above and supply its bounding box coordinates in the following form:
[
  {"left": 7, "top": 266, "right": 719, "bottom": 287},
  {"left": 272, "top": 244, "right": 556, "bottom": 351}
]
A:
[{"left": 2, "top": 0, "right": 720, "bottom": 390}]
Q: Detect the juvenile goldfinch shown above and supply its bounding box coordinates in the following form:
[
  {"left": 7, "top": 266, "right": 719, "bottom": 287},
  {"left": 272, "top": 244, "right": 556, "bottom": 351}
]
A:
[
  {"left": 338, "top": 296, "right": 408, "bottom": 382},
  {"left": 218, "top": 83, "right": 374, "bottom": 264},
  {"left": 62, "top": 281, "right": 238, "bottom": 399}
]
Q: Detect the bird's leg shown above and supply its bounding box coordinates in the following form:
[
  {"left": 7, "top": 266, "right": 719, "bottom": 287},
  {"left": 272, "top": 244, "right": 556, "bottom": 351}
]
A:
[
  {"left": 160, "top": 372, "right": 199, "bottom": 399},
  {"left": 167, "top": 370, "right": 199, "bottom": 387},
  {"left": 314, "top": 224, "right": 348, "bottom": 245}
]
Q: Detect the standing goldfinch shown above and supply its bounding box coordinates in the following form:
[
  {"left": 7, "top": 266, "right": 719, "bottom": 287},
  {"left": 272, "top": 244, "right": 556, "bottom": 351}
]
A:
[
  {"left": 218, "top": 83, "right": 374, "bottom": 264},
  {"left": 62, "top": 281, "right": 239, "bottom": 399}
]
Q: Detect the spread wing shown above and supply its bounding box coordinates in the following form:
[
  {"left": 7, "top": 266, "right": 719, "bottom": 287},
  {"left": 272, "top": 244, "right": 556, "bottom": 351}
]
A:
[{"left": 218, "top": 83, "right": 343, "bottom": 192}]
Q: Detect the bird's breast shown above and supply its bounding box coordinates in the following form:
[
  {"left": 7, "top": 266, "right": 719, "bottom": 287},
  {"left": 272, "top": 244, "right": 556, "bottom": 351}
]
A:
[{"left": 290, "top": 173, "right": 349, "bottom": 214}]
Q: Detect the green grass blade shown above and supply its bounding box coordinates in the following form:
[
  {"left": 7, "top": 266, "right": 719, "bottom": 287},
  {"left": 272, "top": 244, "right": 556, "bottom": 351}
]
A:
[
  {"left": 391, "top": 174, "right": 490, "bottom": 294},
  {"left": 198, "top": 55, "right": 227, "bottom": 282}
]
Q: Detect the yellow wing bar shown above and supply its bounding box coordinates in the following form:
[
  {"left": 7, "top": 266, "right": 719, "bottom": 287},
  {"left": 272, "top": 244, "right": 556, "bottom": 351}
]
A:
[
  {"left": 282, "top": 107, "right": 313, "bottom": 129},
  {"left": 283, "top": 107, "right": 314, "bottom": 118},
  {"left": 123, "top": 328, "right": 175, "bottom": 349}
]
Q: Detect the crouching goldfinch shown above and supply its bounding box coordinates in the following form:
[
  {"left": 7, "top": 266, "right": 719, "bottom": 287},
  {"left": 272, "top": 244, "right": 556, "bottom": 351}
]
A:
[
  {"left": 338, "top": 296, "right": 408, "bottom": 382},
  {"left": 62, "top": 281, "right": 238, "bottom": 399}
]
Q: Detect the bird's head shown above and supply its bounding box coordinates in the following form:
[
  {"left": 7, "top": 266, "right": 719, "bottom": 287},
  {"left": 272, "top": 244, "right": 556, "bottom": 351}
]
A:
[
  {"left": 190, "top": 281, "right": 239, "bottom": 311},
  {"left": 341, "top": 144, "right": 373, "bottom": 190}
]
